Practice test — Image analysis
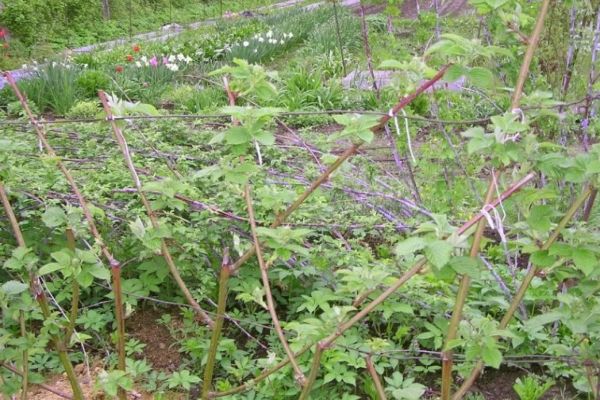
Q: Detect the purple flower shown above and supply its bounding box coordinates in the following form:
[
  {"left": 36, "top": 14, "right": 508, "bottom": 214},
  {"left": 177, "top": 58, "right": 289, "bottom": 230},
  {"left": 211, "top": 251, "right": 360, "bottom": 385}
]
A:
[
  {"left": 582, "top": 118, "right": 589, "bottom": 129},
  {"left": 149, "top": 56, "right": 158, "bottom": 68}
]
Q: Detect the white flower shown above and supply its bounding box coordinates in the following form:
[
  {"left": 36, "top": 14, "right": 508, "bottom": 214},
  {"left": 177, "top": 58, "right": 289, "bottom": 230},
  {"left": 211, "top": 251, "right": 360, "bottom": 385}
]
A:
[
  {"left": 280, "top": 40, "right": 284, "bottom": 44},
  {"left": 258, "top": 37, "right": 264, "bottom": 42},
  {"left": 288, "top": 32, "right": 293, "bottom": 38},
  {"left": 166, "top": 63, "right": 179, "bottom": 71},
  {"left": 135, "top": 61, "right": 142, "bottom": 68},
  {"left": 177, "top": 53, "right": 185, "bottom": 61},
  {"left": 141, "top": 56, "right": 148, "bottom": 63},
  {"left": 52, "top": 61, "right": 57, "bottom": 67},
  {"left": 185, "top": 56, "right": 192, "bottom": 63},
  {"left": 253, "top": 49, "right": 258, "bottom": 53},
  {"left": 22, "top": 64, "right": 27, "bottom": 70},
  {"left": 243, "top": 41, "right": 250, "bottom": 47},
  {"left": 168, "top": 55, "right": 176, "bottom": 62},
  {"left": 266, "top": 30, "right": 273, "bottom": 38}
]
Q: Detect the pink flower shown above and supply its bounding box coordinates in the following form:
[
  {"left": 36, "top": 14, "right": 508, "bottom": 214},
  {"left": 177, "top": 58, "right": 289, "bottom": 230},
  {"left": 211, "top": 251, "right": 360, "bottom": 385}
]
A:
[
  {"left": 162, "top": 56, "right": 168, "bottom": 65},
  {"left": 149, "top": 56, "right": 158, "bottom": 68}
]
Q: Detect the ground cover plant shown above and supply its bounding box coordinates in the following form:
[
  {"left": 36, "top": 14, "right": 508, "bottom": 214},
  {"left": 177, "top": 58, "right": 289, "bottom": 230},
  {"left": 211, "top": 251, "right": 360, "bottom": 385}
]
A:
[{"left": 1, "top": 0, "right": 600, "bottom": 399}]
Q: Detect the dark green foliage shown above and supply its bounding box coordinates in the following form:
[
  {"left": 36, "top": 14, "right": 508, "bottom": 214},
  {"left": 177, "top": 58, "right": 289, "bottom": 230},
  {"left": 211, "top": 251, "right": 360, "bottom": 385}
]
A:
[{"left": 76, "top": 69, "right": 111, "bottom": 98}]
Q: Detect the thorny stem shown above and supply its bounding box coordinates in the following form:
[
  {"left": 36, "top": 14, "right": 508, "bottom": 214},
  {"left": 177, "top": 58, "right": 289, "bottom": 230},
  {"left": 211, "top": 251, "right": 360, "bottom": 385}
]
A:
[
  {"left": 210, "top": 172, "right": 534, "bottom": 399},
  {"left": 229, "top": 65, "right": 451, "bottom": 274},
  {"left": 298, "top": 344, "right": 325, "bottom": 400},
  {"left": 441, "top": 172, "right": 498, "bottom": 400},
  {"left": 19, "top": 310, "right": 28, "bottom": 400},
  {"left": 202, "top": 251, "right": 231, "bottom": 399},
  {"left": 359, "top": 1, "right": 380, "bottom": 98},
  {"left": 453, "top": 186, "right": 593, "bottom": 400},
  {"left": 244, "top": 185, "right": 306, "bottom": 386},
  {"left": 98, "top": 90, "right": 214, "bottom": 328},
  {"left": 3, "top": 73, "right": 125, "bottom": 399},
  {"left": 583, "top": 188, "right": 598, "bottom": 222},
  {"left": 332, "top": 0, "right": 347, "bottom": 76},
  {"left": 0, "top": 183, "right": 85, "bottom": 400},
  {"left": 65, "top": 228, "right": 79, "bottom": 342},
  {"left": 366, "top": 355, "right": 387, "bottom": 400},
  {"left": 510, "top": 0, "right": 550, "bottom": 110}
]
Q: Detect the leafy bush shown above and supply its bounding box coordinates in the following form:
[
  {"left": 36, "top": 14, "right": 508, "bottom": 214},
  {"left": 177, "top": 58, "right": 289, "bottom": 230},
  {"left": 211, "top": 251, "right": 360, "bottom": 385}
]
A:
[
  {"left": 67, "top": 100, "right": 100, "bottom": 118},
  {"left": 76, "top": 69, "right": 111, "bottom": 98}
]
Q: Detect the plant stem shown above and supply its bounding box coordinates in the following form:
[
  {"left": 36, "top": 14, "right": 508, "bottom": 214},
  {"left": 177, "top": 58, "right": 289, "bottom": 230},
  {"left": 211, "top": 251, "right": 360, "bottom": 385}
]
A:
[
  {"left": 229, "top": 65, "right": 450, "bottom": 274},
  {"left": 332, "top": 0, "right": 347, "bottom": 76},
  {"left": 441, "top": 172, "right": 498, "bottom": 400},
  {"left": 110, "top": 264, "right": 127, "bottom": 400},
  {"left": 510, "top": 0, "right": 551, "bottom": 109},
  {"left": 98, "top": 90, "right": 214, "bottom": 328},
  {"left": 366, "top": 355, "right": 387, "bottom": 400},
  {"left": 583, "top": 188, "right": 598, "bottom": 222},
  {"left": 244, "top": 185, "right": 306, "bottom": 386},
  {"left": 65, "top": 228, "right": 79, "bottom": 342},
  {"left": 202, "top": 251, "right": 231, "bottom": 399},
  {"left": 359, "top": 1, "right": 379, "bottom": 98},
  {"left": 298, "top": 344, "right": 324, "bottom": 400},
  {"left": 19, "top": 311, "right": 28, "bottom": 400},
  {"left": 0, "top": 183, "right": 84, "bottom": 400},
  {"left": 452, "top": 186, "right": 593, "bottom": 400}
]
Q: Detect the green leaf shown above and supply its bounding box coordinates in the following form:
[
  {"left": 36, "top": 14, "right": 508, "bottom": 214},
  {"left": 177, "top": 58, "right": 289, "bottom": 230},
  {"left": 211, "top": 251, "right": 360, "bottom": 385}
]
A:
[
  {"left": 468, "top": 67, "right": 494, "bottom": 89},
  {"left": 253, "top": 129, "right": 275, "bottom": 145},
  {"left": 530, "top": 250, "right": 556, "bottom": 268},
  {"left": 87, "top": 264, "right": 111, "bottom": 281},
  {"left": 527, "top": 205, "right": 553, "bottom": 232},
  {"left": 444, "top": 64, "right": 467, "bottom": 82},
  {"left": 38, "top": 262, "right": 64, "bottom": 276},
  {"left": 395, "top": 237, "right": 427, "bottom": 257},
  {"left": 524, "top": 310, "right": 563, "bottom": 330},
  {"left": 42, "top": 206, "right": 66, "bottom": 228},
  {"left": 225, "top": 126, "right": 251, "bottom": 145},
  {"left": 425, "top": 240, "right": 454, "bottom": 270},
  {"left": 1, "top": 280, "right": 29, "bottom": 295},
  {"left": 572, "top": 248, "right": 596, "bottom": 276},
  {"left": 448, "top": 256, "right": 481, "bottom": 278},
  {"left": 481, "top": 340, "right": 502, "bottom": 369}
]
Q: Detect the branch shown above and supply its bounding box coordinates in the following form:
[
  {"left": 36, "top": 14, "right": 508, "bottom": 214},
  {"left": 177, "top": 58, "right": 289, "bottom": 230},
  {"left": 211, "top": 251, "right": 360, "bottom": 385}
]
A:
[
  {"left": 366, "top": 355, "right": 387, "bottom": 400},
  {"left": 98, "top": 90, "right": 214, "bottom": 328},
  {"left": 244, "top": 185, "right": 306, "bottom": 386},
  {"left": 202, "top": 250, "right": 231, "bottom": 399}
]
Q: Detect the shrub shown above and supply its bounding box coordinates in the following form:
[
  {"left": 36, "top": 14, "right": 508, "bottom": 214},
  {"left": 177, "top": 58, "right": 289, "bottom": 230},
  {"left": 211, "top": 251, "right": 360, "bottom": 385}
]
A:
[
  {"left": 67, "top": 100, "right": 100, "bottom": 118},
  {"left": 76, "top": 69, "right": 111, "bottom": 98}
]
